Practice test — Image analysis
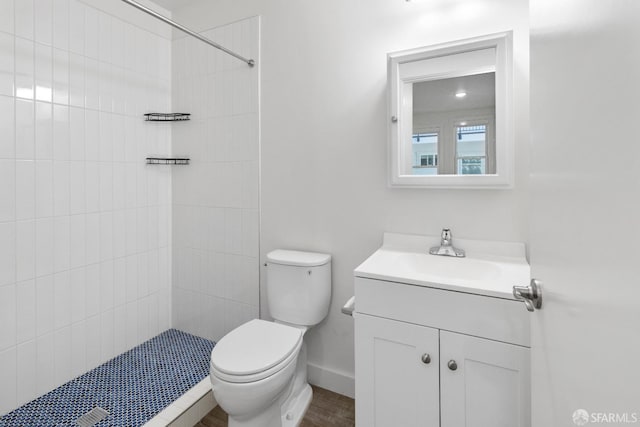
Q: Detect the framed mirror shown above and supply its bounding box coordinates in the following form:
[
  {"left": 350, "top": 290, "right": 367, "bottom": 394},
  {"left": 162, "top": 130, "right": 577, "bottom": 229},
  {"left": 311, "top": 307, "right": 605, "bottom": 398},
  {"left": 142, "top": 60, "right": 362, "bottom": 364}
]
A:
[{"left": 388, "top": 32, "right": 513, "bottom": 188}]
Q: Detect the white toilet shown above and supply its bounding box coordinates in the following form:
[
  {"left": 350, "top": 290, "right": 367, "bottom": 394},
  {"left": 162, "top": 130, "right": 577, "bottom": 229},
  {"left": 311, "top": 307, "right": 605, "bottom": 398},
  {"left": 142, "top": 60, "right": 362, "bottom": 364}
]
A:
[{"left": 209, "top": 249, "right": 332, "bottom": 427}]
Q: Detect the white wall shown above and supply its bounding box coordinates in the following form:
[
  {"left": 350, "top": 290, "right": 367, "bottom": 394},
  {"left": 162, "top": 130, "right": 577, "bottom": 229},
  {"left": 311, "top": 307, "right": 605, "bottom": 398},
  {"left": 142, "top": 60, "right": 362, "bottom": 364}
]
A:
[
  {"left": 170, "top": 17, "right": 260, "bottom": 342},
  {"left": 0, "top": 0, "right": 173, "bottom": 415},
  {"left": 174, "top": 0, "right": 529, "bottom": 397},
  {"left": 529, "top": 1, "right": 640, "bottom": 425}
]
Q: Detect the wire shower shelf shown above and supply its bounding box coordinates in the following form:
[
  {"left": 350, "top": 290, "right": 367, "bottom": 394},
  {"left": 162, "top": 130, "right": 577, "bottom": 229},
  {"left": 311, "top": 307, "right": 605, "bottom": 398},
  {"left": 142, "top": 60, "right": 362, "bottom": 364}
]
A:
[
  {"left": 144, "top": 113, "right": 191, "bottom": 122},
  {"left": 146, "top": 157, "right": 190, "bottom": 165}
]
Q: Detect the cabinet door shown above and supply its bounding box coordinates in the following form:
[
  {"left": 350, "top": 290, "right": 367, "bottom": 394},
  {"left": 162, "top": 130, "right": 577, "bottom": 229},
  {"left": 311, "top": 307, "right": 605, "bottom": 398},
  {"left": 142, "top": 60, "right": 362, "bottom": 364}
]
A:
[
  {"left": 440, "top": 331, "right": 530, "bottom": 427},
  {"left": 355, "top": 313, "right": 439, "bottom": 427}
]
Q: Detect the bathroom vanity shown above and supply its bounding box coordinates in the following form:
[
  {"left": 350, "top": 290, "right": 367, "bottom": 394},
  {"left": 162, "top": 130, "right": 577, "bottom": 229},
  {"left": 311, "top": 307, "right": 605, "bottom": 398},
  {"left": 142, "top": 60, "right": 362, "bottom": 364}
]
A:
[{"left": 353, "top": 233, "right": 531, "bottom": 427}]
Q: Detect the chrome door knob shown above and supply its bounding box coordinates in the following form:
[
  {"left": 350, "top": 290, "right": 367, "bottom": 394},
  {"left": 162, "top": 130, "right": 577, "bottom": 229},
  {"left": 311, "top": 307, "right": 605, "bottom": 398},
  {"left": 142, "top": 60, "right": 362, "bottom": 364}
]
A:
[
  {"left": 421, "top": 353, "right": 431, "bottom": 364},
  {"left": 448, "top": 360, "right": 458, "bottom": 371}
]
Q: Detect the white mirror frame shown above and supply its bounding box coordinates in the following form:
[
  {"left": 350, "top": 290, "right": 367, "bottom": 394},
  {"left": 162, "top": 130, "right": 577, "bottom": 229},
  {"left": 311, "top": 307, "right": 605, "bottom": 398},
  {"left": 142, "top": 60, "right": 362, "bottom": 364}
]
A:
[{"left": 388, "top": 32, "right": 513, "bottom": 189}]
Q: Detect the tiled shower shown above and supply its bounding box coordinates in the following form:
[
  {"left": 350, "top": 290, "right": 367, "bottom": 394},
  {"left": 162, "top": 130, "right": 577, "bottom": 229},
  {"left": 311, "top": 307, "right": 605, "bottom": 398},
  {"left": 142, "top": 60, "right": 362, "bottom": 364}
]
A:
[
  {"left": 0, "top": 0, "right": 260, "bottom": 417},
  {"left": 171, "top": 16, "right": 260, "bottom": 345}
]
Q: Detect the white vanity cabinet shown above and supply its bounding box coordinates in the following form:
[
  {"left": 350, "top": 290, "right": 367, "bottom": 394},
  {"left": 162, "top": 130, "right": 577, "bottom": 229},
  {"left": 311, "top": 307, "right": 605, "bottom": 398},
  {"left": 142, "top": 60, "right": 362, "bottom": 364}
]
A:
[
  {"left": 353, "top": 276, "right": 531, "bottom": 427},
  {"left": 355, "top": 313, "right": 440, "bottom": 427},
  {"left": 439, "top": 329, "right": 529, "bottom": 427}
]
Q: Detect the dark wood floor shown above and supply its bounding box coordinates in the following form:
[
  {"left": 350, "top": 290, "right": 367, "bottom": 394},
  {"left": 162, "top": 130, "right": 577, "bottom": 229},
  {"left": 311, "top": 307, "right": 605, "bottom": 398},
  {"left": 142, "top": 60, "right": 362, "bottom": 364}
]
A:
[{"left": 195, "top": 385, "right": 355, "bottom": 427}]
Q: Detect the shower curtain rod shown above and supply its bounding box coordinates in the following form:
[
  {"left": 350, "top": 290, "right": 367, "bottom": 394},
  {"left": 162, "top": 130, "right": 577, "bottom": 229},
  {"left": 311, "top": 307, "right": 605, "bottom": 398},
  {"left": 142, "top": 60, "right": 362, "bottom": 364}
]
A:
[{"left": 120, "top": 0, "right": 255, "bottom": 67}]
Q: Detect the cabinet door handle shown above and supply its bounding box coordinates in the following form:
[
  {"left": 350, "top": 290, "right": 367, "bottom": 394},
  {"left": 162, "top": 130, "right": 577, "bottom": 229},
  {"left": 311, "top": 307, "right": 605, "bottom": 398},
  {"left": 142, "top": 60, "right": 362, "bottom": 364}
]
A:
[
  {"left": 448, "top": 360, "right": 458, "bottom": 371},
  {"left": 421, "top": 353, "right": 431, "bottom": 364}
]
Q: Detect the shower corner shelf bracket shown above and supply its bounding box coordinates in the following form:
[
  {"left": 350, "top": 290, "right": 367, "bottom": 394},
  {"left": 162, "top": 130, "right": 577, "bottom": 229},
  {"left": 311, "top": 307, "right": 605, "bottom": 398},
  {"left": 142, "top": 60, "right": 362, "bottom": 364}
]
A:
[
  {"left": 144, "top": 113, "right": 191, "bottom": 122},
  {"left": 146, "top": 157, "right": 190, "bottom": 165}
]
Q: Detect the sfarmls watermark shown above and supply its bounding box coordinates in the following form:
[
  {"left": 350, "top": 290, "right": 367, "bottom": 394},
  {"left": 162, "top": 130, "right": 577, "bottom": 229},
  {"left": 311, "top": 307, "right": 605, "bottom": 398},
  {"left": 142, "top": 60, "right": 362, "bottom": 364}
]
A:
[{"left": 573, "top": 409, "right": 640, "bottom": 425}]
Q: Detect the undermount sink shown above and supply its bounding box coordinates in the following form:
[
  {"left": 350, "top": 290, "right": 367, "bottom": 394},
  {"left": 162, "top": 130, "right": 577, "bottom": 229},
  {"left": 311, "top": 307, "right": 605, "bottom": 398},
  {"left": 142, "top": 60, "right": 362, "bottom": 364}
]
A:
[{"left": 354, "top": 232, "right": 530, "bottom": 299}]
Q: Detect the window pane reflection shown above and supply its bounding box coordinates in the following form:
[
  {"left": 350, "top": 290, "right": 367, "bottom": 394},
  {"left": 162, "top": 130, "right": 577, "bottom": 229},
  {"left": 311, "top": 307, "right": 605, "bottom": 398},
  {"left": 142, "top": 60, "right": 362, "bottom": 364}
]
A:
[
  {"left": 456, "top": 125, "right": 486, "bottom": 175},
  {"left": 412, "top": 132, "right": 438, "bottom": 176}
]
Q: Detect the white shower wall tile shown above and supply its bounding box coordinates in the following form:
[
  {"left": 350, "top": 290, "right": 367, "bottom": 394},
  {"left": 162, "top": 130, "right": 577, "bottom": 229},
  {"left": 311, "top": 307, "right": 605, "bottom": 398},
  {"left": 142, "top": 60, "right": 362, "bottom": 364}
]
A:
[
  {"left": 70, "top": 320, "right": 86, "bottom": 378},
  {"left": 52, "top": 49, "right": 69, "bottom": 106},
  {"left": 53, "top": 161, "right": 70, "bottom": 216},
  {"left": 52, "top": 104, "right": 69, "bottom": 160},
  {"left": 68, "top": 214, "right": 85, "bottom": 268},
  {"left": 113, "top": 255, "right": 125, "bottom": 298},
  {"left": 53, "top": 326, "right": 72, "bottom": 386},
  {"left": 84, "top": 212, "right": 100, "bottom": 265},
  {"left": 98, "top": 12, "right": 112, "bottom": 66},
  {"left": 34, "top": 45, "right": 52, "bottom": 103},
  {"left": 35, "top": 275, "right": 53, "bottom": 337},
  {"left": 15, "top": 99, "right": 34, "bottom": 159},
  {"left": 0, "top": 347, "right": 17, "bottom": 415},
  {"left": 70, "top": 267, "right": 86, "bottom": 324},
  {"left": 0, "top": 96, "right": 15, "bottom": 157},
  {"left": 68, "top": 52, "right": 84, "bottom": 108},
  {"left": 15, "top": 160, "right": 35, "bottom": 220},
  {"left": 15, "top": 279, "right": 36, "bottom": 344},
  {"left": 100, "top": 309, "right": 114, "bottom": 362},
  {"left": 53, "top": 271, "right": 71, "bottom": 330},
  {"left": 0, "top": 1, "right": 173, "bottom": 416},
  {"left": 0, "top": 283, "right": 16, "bottom": 351},
  {"left": 16, "top": 340, "right": 37, "bottom": 406},
  {"left": 84, "top": 7, "right": 99, "bottom": 60},
  {"left": 0, "top": 223, "right": 15, "bottom": 287},
  {"left": 52, "top": 0, "right": 69, "bottom": 51},
  {"left": 113, "top": 304, "right": 126, "bottom": 355},
  {"left": 0, "top": 160, "right": 16, "bottom": 222},
  {"left": 35, "top": 332, "right": 54, "bottom": 395},
  {"left": 35, "top": 160, "right": 53, "bottom": 218},
  {"left": 0, "top": 0, "right": 14, "bottom": 35},
  {"left": 53, "top": 216, "right": 70, "bottom": 272},
  {"left": 125, "top": 302, "right": 138, "bottom": 349},
  {"left": 85, "top": 264, "right": 100, "bottom": 318},
  {"left": 14, "top": 39, "right": 34, "bottom": 101},
  {"left": 172, "top": 17, "right": 259, "bottom": 343},
  {"left": 85, "top": 315, "right": 101, "bottom": 370},
  {"left": 15, "top": 220, "right": 35, "bottom": 282},
  {"left": 34, "top": 0, "right": 52, "bottom": 46},
  {"left": 14, "top": 0, "right": 34, "bottom": 41},
  {"left": 35, "top": 217, "right": 54, "bottom": 277}
]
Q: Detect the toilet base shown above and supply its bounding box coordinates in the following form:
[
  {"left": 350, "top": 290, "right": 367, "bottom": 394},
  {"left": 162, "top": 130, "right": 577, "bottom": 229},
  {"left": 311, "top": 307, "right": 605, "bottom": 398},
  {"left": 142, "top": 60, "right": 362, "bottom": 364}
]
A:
[
  {"left": 225, "top": 342, "right": 313, "bottom": 427},
  {"left": 281, "top": 383, "right": 312, "bottom": 427}
]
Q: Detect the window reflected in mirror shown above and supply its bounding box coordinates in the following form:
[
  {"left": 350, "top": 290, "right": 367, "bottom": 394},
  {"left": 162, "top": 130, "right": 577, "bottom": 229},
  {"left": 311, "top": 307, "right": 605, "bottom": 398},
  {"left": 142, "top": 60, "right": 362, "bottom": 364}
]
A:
[
  {"left": 412, "top": 132, "right": 438, "bottom": 175},
  {"left": 412, "top": 73, "right": 495, "bottom": 175},
  {"left": 456, "top": 124, "right": 487, "bottom": 175}
]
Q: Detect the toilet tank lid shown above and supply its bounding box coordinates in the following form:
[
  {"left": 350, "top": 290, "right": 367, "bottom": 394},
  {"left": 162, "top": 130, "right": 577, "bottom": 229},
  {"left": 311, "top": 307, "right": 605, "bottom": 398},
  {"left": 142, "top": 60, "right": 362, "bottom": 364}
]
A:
[{"left": 266, "top": 250, "right": 331, "bottom": 267}]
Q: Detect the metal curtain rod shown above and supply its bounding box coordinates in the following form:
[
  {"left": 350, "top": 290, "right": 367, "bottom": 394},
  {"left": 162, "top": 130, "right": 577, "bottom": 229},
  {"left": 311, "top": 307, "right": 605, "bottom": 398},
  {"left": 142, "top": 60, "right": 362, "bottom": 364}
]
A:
[{"left": 120, "top": 0, "right": 255, "bottom": 67}]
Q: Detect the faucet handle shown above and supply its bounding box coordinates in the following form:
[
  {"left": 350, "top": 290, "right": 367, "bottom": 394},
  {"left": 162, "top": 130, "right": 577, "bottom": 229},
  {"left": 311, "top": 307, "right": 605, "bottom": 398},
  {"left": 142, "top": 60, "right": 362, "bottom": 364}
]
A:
[{"left": 441, "top": 228, "right": 452, "bottom": 244}]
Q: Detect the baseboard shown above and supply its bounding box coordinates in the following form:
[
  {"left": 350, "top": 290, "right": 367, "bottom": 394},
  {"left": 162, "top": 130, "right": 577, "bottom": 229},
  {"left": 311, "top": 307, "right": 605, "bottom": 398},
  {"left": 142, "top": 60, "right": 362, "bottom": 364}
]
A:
[{"left": 307, "top": 362, "right": 355, "bottom": 399}]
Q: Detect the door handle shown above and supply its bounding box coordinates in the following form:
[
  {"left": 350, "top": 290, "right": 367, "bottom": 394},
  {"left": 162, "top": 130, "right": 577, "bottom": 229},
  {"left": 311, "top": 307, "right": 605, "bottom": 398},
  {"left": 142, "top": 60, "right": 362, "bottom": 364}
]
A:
[{"left": 513, "top": 279, "right": 542, "bottom": 312}]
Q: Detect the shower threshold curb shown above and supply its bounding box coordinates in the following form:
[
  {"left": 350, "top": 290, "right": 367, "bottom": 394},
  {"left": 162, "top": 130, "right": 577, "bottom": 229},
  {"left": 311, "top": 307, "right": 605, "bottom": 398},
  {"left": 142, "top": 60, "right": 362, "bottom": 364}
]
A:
[{"left": 143, "top": 378, "right": 217, "bottom": 427}]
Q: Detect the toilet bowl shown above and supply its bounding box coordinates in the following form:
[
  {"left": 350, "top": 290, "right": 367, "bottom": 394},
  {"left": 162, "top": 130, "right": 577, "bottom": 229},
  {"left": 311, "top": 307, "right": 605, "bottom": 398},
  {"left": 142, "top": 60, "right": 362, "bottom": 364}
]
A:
[
  {"left": 210, "top": 250, "right": 332, "bottom": 427},
  {"left": 210, "top": 319, "right": 309, "bottom": 426}
]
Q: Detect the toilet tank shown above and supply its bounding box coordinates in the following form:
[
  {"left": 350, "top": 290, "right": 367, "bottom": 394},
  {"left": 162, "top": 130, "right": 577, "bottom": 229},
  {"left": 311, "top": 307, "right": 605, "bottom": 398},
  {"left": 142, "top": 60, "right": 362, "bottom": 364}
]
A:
[{"left": 266, "top": 250, "right": 332, "bottom": 327}]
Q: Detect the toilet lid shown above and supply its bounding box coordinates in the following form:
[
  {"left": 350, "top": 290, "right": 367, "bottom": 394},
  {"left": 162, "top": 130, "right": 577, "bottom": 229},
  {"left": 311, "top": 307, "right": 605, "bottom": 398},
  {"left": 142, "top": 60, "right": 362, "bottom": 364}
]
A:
[{"left": 210, "top": 319, "right": 303, "bottom": 377}]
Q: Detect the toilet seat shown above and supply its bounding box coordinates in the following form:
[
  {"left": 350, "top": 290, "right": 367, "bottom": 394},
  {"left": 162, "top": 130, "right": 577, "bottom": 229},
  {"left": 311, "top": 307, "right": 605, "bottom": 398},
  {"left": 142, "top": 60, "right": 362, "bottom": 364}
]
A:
[{"left": 211, "top": 319, "right": 303, "bottom": 384}]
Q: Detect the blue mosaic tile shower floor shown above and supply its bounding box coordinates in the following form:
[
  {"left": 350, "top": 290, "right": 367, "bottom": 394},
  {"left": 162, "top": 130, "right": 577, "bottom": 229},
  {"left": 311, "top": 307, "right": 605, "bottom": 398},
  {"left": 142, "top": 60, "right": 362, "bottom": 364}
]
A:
[{"left": 0, "top": 329, "right": 215, "bottom": 427}]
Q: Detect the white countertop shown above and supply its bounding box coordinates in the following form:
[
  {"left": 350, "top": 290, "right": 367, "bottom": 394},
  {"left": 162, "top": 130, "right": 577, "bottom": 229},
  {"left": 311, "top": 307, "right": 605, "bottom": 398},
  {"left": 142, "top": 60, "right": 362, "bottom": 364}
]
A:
[{"left": 354, "top": 232, "right": 530, "bottom": 300}]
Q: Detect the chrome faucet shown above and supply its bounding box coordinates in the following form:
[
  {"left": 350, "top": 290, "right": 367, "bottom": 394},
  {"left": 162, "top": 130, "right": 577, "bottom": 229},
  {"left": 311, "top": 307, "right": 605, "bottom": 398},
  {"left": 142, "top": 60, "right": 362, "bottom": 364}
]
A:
[{"left": 429, "top": 228, "right": 466, "bottom": 258}]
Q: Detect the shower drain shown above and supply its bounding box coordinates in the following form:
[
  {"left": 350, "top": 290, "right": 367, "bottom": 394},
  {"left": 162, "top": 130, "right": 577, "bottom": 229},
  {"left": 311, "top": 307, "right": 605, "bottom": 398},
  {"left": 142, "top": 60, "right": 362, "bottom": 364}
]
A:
[{"left": 76, "top": 407, "right": 109, "bottom": 427}]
